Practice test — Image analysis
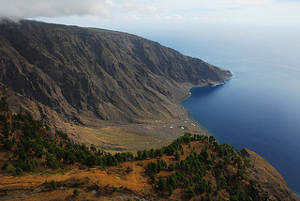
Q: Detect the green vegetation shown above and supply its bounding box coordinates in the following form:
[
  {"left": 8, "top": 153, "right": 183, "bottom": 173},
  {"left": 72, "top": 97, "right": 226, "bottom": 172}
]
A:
[
  {"left": 0, "top": 97, "right": 8, "bottom": 112},
  {"left": 0, "top": 98, "right": 133, "bottom": 174},
  {"left": 144, "top": 133, "right": 258, "bottom": 200},
  {"left": 0, "top": 97, "right": 259, "bottom": 200},
  {"left": 50, "top": 180, "right": 57, "bottom": 190},
  {"left": 73, "top": 189, "right": 80, "bottom": 196}
]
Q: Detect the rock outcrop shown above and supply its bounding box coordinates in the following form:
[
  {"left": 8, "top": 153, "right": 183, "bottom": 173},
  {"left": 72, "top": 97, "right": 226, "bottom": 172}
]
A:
[
  {"left": 242, "top": 148, "right": 298, "bottom": 201},
  {"left": 0, "top": 20, "right": 231, "bottom": 126}
]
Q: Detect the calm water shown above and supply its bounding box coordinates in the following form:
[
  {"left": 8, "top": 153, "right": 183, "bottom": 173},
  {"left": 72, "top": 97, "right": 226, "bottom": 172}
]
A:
[
  {"left": 135, "top": 26, "right": 300, "bottom": 193},
  {"left": 181, "top": 57, "right": 300, "bottom": 193}
]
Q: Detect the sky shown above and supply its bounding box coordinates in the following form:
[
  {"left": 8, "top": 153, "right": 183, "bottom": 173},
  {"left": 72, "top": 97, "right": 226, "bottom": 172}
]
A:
[
  {"left": 1, "top": 0, "right": 300, "bottom": 194},
  {"left": 1, "top": 0, "right": 300, "bottom": 30},
  {"left": 1, "top": 0, "right": 299, "bottom": 66}
]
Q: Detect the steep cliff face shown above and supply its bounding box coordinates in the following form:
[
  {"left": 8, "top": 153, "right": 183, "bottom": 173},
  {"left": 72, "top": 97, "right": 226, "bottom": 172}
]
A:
[
  {"left": 0, "top": 20, "right": 231, "bottom": 125},
  {"left": 0, "top": 106, "right": 297, "bottom": 201},
  {"left": 242, "top": 148, "right": 298, "bottom": 201},
  {"left": 0, "top": 20, "right": 297, "bottom": 200}
]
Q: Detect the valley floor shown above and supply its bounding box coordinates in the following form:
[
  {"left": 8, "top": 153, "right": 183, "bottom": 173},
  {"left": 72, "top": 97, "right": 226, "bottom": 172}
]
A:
[{"left": 71, "top": 105, "right": 207, "bottom": 153}]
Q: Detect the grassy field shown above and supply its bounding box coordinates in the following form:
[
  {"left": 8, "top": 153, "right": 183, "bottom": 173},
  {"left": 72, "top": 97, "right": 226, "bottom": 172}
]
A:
[{"left": 74, "top": 117, "right": 208, "bottom": 153}]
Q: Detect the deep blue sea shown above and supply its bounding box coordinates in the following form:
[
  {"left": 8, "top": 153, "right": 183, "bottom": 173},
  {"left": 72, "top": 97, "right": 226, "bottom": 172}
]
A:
[
  {"left": 141, "top": 26, "right": 300, "bottom": 193},
  {"left": 181, "top": 59, "right": 300, "bottom": 194}
]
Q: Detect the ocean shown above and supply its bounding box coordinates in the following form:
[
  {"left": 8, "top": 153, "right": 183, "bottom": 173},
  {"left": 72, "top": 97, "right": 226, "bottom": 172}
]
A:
[{"left": 141, "top": 26, "right": 300, "bottom": 193}]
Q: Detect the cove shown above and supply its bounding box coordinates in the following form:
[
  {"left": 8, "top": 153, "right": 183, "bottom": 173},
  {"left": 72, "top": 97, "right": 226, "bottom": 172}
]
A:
[
  {"left": 149, "top": 26, "right": 300, "bottom": 194},
  {"left": 182, "top": 62, "right": 300, "bottom": 194}
]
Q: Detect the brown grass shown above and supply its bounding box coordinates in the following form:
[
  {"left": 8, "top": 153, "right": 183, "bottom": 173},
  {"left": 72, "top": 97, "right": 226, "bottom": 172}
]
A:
[{"left": 73, "top": 117, "right": 208, "bottom": 153}]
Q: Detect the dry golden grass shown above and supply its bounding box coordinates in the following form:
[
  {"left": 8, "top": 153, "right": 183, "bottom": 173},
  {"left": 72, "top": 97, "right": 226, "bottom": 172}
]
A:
[
  {"left": 0, "top": 162, "right": 151, "bottom": 201},
  {"left": 73, "top": 117, "right": 207, "bottom": 153},
  {"left": 0, "top": 142, "right": 203, "bottom": 201},
  {"left": 0, "top": 142, "right": 297, "bottom": 201}
]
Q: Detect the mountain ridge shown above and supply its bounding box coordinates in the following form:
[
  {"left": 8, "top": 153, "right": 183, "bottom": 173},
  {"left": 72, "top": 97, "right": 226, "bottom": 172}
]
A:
[
  {"left": 0, "top": 19, "right": 231, "bottom": 124},
  {"left": 0, "top": 102, "right": 297, "bottom": 200},
  {"left": 0, "top": 19, "right": 230, "bottom": 150},
  {"left": 0, "top": 19, "right": 298, "bottom": 200}
]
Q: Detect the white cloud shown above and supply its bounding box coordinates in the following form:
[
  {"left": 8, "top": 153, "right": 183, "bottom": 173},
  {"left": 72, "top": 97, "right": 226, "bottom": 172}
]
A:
[
  {"left": 0, "top": 0, "right": 112, "bottom": 19},
  {"left": 0, "top": 0, "right": 161, "bottom": 19},
  {"left": 1, "top": 0, "right": 299, "bottom": 26},
  {"left": 164, "top": 14, "right": 183, "bottom": 20},
  {"left": 120, "top": 0, "right": 159, "bottom": 15},
  {"left": 151, "top": 0, "right": 300, "bottom": 25}
]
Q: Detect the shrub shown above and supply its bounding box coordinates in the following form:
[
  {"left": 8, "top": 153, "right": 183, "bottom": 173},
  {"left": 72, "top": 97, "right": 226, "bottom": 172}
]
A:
[
  {"left": 185, "top": 186, "right": 195, "bottom": 199},
  {"left": 175, "top": 151, "right": 180, "bottom": 161},
  {"left": 0, "top": 97, "right": 8, "bottom": 111},
  {"left": 73, "top": 189, "right": 80, "bottom": 196},
  {"left": 15, "top": 167, "right": 23, "bottom": 175},
  {"left": 5, "top": 163, "right": 16, "bottom": 175},
  {"left": 168, "top": 164, "right": 175, "bottom": 171},
  {"left": 157, "top": 177, "right": 167, "bottom": 193},
  {"left": 112, "top": 186, "right": 118, "bottom": 192},
  {"left": 126, "top": 166, "right": 133, "bottom": 173},
  {"left": 50, "top": 180, "right": 57, "bottom": 190}
]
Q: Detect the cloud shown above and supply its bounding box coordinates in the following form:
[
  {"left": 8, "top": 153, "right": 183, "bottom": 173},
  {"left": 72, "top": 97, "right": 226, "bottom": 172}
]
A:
[
  {"left": 0, "top": 0, "right": 162, "bottom": 20},
  {"left": 0, "top": 0, "right": 113, "bottom": 19},
  {"left": 164, "top": 14, "right": 183, "bottom": 20},
  {"left": 120, "top": 0, "right": 159, "bottom": 15},
  {"left": 2, "top": 0, "right": 299, "bottom": 26},
  {"left": 146, "top": 0, "right": 300, "bottom": 25},
  {"left": 0, "top": 0, "right": 161, "bottom": 21}
]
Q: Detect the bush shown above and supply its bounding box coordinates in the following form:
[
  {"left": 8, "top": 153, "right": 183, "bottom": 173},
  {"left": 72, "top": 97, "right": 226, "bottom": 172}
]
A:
[
  {"left": 175, "top": 151, "right": 180, "bottom": 161},
  {"left": 73, "top": 189, "right": 80, "bottom": 196},
  {"left": 46, "top": 154, "right": 60, "bottom": 169},
  {"left": 112, "top": 186, "right": 118, "bottom": 192},
  {"left": 0, "top": 97, "right": 8, "bottom": 111},
  {"left": 15, "top": 167, "right": 23, "bottom": 175},
  {"left": 5, "top": 163, "right": 16, "bottom": 175},
  {"left": 126, "top": 166, "right": 133, "bottom": 173},
  {"left": 185, "top": 186, "right": 195, "bottom": 199},
  {"left": 168, "top": 164, "right": 175, "bottom": 171},
  {"left": 50, "top": 180, "right": 57, "bottom": 190},
  {"left": 157, "top": 177, "right": 167, "bottom": 193}
]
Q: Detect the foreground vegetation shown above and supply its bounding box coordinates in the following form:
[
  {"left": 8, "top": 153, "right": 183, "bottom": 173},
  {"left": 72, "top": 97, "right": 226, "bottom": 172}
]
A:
[
  {"left": 0, "top": 97, "right": 260, "bottom": 200},
  {"left": 0, "top": 97, "right": 133, "bottom": 174},
  {"left": 143, "top": 134, "right": 258, "bottom": 201}
]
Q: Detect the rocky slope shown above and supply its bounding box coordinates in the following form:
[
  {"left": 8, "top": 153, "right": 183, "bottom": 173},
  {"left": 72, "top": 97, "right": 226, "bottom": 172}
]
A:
[
  {"left": 0, "top": 110, "right": 297, "bottom": 201},
  {"left": 242, "top": 148, "right": 298, "bottom": 201},
  {"left": 0, "top": 103, "right": 297, "bottom": 200},
  {"left": 0, "top": 19, "right": 231, "bottom": 126},
  {"left": 0, "top": 20, "right": 297, "bottom": 200}
]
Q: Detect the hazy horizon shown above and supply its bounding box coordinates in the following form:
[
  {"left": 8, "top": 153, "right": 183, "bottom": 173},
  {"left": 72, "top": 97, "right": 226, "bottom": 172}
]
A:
[
  {"left": 1, "top": 0, "right": 299, "bottom": 68},
  {"left": 1, "top": 0, "right": 300, "bottom": 194}
]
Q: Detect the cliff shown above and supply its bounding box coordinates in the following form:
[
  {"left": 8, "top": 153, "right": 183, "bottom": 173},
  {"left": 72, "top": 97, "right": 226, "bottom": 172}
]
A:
[
  {"left": 0, "top": 20, "right": 230, "bottom": 125},
  {"left": 0, "top": 19, "right": 297, "bottom": 201},
  {"left": 0, "top": 106, "right": 297, "bottom": 200}
]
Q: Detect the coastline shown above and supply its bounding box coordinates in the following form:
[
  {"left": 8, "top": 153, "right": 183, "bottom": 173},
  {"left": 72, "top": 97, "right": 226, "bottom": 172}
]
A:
[
  {"left": 179, "top": 74, "right": 300, "bottom": 199},
  {"left": 179, "top": 79, "right": 230, "bottom": 103},
  {"left": 180, "top": 76, "right": 300, "bottom": 200},
  {"left": 295, "top": 192, "right": 300, "bottom": 200},
  {"left": 78, "top": 74, "right": 235, "bottom": 152},
  {"left": 178, "top": 72, "right": 233, "bottom": 139},
  {"left": 181, "top": 70, "right": 233, "bottom": 102}
]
